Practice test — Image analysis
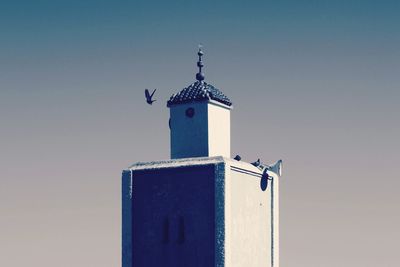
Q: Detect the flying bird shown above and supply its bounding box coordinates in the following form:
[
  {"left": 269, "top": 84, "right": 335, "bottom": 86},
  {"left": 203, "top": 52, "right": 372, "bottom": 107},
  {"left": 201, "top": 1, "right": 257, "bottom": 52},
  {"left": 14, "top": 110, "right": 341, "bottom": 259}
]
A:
[{"left": 145, "top": 89, "right": 157, "bottom": 105}]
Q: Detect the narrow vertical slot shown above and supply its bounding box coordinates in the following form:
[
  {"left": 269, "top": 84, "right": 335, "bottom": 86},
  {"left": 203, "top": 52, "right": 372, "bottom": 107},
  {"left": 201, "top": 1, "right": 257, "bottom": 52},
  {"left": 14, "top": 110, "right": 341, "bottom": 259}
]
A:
[
  {"left": 163, "top": 217, "right": 169, "bottom": 244},
  {"left": 177, "top": 216, "right": 185, "bottom": 244}
]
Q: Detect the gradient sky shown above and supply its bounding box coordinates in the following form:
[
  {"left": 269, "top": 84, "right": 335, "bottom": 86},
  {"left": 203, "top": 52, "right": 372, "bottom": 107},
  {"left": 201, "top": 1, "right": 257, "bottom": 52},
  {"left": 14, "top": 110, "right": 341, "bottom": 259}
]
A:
[{"left": 1, "top": 1, "right": 399, "bottom": 266}]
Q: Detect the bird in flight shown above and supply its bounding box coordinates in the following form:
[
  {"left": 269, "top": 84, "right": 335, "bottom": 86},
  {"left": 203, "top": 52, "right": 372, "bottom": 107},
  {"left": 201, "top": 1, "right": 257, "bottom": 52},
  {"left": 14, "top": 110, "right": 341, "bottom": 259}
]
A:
[{"left": 145, "top": 89, "right": 157, "bottom": 105}]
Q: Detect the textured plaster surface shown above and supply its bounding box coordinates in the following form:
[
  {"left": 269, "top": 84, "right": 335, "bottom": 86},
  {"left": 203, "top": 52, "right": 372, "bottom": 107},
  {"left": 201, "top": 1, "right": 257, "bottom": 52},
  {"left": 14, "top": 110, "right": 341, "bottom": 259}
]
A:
[
  {"left": 169, "top": 101, "right": 231, "bottom": 159},
  {"left": 170, "top": 102, "right": 209, "bottom": 159},
  {"left": 122, "top": 170, "right": 133, "bottom": 267},
  {"left": 208, "top": 102, "right": 231, "bottom": 158},
  {"left": 130, "top": 165, "right": 216, "bottom": 267},
  {"left": 123, "top": 157, "right": 279, "bottom": 267},
  {"left": 227, "top": 162, "right": 271, "bottom": 267}
]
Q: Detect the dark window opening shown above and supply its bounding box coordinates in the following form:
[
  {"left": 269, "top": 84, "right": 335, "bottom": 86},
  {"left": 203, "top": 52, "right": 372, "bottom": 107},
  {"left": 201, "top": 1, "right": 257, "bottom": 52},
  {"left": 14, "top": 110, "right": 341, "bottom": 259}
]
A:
[
  {"left": 162, "top": 217, "right": 169, "bottom": 244},
  {"left": 177, "top": 216, "right": 185, "bottom": 244}
]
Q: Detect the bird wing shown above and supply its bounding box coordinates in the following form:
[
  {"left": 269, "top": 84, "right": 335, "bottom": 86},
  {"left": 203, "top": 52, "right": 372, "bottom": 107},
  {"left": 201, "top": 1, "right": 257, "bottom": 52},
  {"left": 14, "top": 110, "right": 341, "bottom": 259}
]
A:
[
  {"left": 145, "top": 89, "right": 150, "bottom": 99},
  {"left": 150, "top": 89, "right": 157, "bottom": 98}
]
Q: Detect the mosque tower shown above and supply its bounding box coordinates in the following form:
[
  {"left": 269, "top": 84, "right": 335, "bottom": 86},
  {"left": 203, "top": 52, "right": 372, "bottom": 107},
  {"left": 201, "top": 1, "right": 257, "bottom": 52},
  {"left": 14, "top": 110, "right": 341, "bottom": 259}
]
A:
[
  {"left": 122, "top": 48, "right": 282, "bottom": 267},
  {"left": 168, "top": 48, "right": 232, "bottom": 159}
]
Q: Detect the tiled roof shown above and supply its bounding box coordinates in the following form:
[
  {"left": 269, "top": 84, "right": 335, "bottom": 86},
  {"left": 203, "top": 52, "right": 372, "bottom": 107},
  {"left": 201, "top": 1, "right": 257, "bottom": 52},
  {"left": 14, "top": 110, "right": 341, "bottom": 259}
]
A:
[{"left": 167, "top": 81, "right": 232, "bottom": 107}]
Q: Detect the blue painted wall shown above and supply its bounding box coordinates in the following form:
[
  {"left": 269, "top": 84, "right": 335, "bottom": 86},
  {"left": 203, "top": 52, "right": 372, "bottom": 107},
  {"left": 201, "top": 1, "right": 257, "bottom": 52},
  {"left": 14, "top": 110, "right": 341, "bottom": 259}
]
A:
[{"left": 131, "top": 165, "right": 216, "bottom": 267}]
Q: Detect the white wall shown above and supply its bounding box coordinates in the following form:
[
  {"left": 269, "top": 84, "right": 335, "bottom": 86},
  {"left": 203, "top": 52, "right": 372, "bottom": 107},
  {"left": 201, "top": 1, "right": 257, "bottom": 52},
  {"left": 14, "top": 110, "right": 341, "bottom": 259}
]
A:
[
  {"left": 169, "top": 101, "right": 231, "bottom": 159},
  {"left": 269, "top": 170, "right": 280, "bottom": 267},
  {"left": 225, "top": 160, "right": 278, "bottom": 267},
  {"left": 208, "top": 102, "right": 231, "bottom": 158}
]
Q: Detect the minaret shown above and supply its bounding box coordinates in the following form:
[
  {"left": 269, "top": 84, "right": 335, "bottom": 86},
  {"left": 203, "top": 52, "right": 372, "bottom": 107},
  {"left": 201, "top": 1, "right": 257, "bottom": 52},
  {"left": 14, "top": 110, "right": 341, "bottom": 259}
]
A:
[
  {"left": 167, "top": 47, "right": 232, "bottom": 159},
  {"left": 122, "top": 48, "right": 282, "bottom": 267}
]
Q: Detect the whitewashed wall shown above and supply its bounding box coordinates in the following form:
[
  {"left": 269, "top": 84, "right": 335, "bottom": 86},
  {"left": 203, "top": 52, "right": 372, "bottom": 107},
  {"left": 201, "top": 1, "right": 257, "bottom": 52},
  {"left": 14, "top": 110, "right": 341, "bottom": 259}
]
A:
[
  {"left": 208, "top": 101, "right": 231, "bottom": 158},
  {"left": 169, "top": 101, "right": 231, "bottom": 159},
  {"left": 225, "top": 159, "right": 277, "bottom": 267}
]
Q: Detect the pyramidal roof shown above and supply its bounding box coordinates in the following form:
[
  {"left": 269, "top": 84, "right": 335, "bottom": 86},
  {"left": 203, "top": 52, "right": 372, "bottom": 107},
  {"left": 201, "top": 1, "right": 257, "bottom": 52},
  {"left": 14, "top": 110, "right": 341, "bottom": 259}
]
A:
[
  {"left": 167, "top": 47, "right": 232, "bottom": 108},
  {"left": 167, "top": 81, "right": 232, "bottom": 107}
]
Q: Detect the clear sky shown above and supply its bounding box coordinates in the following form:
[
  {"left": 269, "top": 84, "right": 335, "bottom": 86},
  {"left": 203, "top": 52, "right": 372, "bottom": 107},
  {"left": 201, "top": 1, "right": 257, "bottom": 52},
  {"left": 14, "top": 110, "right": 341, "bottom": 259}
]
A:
[{"left": 1, "top": 1, "right": 399, "bottom": 266}]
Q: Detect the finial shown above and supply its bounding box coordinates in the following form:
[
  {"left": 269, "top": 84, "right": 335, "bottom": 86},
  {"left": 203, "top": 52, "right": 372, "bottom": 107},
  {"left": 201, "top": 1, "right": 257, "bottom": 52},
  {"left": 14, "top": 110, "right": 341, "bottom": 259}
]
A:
[{"left": 196, "top": 44, "right": 205, "bottom": 82}]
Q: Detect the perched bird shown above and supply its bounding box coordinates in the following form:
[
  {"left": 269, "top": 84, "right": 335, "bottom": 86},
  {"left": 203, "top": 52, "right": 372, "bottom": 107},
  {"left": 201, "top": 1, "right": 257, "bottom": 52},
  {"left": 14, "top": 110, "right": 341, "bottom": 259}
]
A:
[
  {"left": 234, "top": 155, "right": 242, "bottom": 161},
  {"left": 145, "top": 89, "right": 157, "bottom": 105},
  {"left": 252, "top": 159, "right": 261, "bottom": 167}
]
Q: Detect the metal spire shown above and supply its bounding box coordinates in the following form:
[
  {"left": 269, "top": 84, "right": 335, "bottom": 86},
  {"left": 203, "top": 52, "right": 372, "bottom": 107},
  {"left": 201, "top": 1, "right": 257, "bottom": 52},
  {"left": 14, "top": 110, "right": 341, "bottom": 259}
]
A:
[{"left": 196, "top": 44, "right": 205, "bottom": 82}]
